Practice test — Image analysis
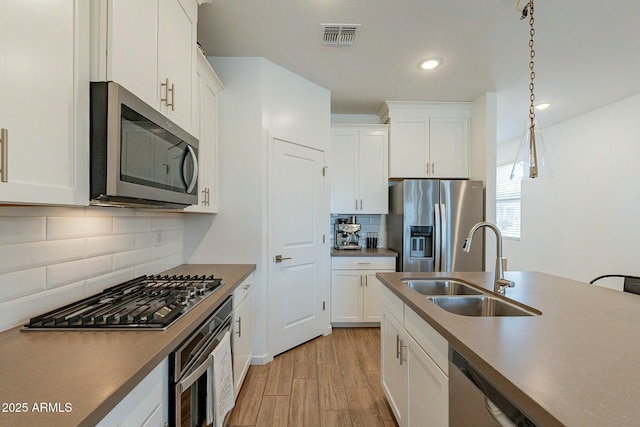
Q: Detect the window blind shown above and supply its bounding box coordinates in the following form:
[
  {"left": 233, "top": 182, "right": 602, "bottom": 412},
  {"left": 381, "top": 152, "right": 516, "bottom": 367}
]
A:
[{"left": 496, "top": 163, "right": 521, "bottom": 239}]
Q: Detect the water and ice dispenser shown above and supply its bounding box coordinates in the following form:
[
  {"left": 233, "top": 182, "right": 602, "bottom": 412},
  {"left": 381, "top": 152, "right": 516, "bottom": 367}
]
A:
[{"left": 409, "top": 226, "right": 433, "bottom": 258}]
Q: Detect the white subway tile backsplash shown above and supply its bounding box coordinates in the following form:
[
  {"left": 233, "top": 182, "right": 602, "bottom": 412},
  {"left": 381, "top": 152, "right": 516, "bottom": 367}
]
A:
[
  {"left": 113, "top": 217, "right": 153, "bottom": 234},
  {"left": 0, "top": 207, "right": 185, "bottom": 332},
  {"left": 0, "top": 239, "right": 85, "bottom": 274},
  {"left": 0, "top": 280, "right": 85, "bottom": 332},
  {"left": 135, "top": 231, "right": 159, "bottom": 249},
  {"left": 47, "top": 216, "right": 113, "bottom": 240},
  {"left": 0, "top": 217, "right": 46, "bottom": 244},
  {"left": 84, "top": 268, "right": 136, "bottom": 296},
  {"left": 86, "top": 234, "right": 135, "bottom": 257},
  {"left": 46, "top": 255, "right": 113, "bottom": 289},
  {"left": 135, "top": 259, "right": 168, "bottom": 277},
  {"left": 0, "top": 268, "right": 46, "bottom": 303},
  {"left": 153, "top": 241, "right": 182, "bottom": 259},
  {"left": 113, "top": 248, "right": 153, "bottom": 270},
  {"left": 152, "top": 216, "right": 183, "bottom": 230}
]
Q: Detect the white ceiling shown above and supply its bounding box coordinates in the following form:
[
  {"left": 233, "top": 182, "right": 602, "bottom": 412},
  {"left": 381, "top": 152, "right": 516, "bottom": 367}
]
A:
[{"left": 197, "top": 1, "right": 640, "bottom": 144}]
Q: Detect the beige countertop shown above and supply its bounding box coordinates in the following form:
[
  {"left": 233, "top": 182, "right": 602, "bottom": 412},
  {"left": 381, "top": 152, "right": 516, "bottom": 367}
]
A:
[
  {"left": 331, "top": 248, "right": 398, "bottom": 257},
  {"left": 0, "top": 264, "right": 255, "bottom": 427},
  {"left": 377, "top": 270, "right": 640, "bottom": 426}
]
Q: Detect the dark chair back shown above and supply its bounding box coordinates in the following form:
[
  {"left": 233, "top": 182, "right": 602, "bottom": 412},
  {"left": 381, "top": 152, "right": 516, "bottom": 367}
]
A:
[{"left": 589, "top": 275, "right": 640, "bottom": 295}]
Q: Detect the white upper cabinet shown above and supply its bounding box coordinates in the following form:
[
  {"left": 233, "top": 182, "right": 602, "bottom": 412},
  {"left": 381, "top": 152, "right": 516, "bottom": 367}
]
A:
[
  {"left": 185, "top": 51, "right": 223, "bottom": 213},
  {"left": 331, "top": 124, "right": 389, "bottom": 214},
  {"left": 91, "top": 0, "right": 197, "bottom": 134},
  {"left": 0, "top": 0, "right": 89, "bottom": 205},
  {"left": 379, "top": 102, "right": 471, "bottom": 179}
]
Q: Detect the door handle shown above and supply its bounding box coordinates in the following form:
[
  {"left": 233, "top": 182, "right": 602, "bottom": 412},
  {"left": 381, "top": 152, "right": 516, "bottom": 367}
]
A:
[
  {"left": 275, "top": 255, "right": 292, "bottom": 263},
  {"left": 0, "top": 128, "right": 7, "bottom": 182}
]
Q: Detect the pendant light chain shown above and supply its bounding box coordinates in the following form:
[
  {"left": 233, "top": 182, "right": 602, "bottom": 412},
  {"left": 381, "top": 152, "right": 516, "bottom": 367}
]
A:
[{"left": 527, "top": 1, "right": 536, "bottom": 128}]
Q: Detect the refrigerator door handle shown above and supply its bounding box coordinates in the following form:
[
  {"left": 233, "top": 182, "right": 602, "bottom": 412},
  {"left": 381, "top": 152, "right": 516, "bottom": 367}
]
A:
[
  {"left": 434, "top": 203, "right": 441, "bottom": 272},
  {"left": 440, "top": 203, "right": 447, "bottom": 272}
]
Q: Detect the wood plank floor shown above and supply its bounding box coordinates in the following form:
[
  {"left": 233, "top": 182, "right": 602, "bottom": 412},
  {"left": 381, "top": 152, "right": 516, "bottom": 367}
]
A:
[{"left": 228, "top": 327, "right": 399, "bottom": 427}]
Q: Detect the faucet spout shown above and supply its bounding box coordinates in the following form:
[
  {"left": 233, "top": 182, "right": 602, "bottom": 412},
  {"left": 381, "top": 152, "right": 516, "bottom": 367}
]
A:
[{"left": 463, "top": 222, "right": 513, "bottom": 294}]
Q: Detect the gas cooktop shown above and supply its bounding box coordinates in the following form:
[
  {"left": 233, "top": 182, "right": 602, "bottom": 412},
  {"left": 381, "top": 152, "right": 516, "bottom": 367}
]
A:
[{"left": 23, "top": 274, "right": 224, "bottom": 331}]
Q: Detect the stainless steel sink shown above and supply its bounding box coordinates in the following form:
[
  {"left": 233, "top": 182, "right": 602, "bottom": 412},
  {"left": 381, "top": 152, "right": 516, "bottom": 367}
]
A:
[
  {"left": 403, "top": 279, "right": 483, "bottom": 296},
  {"left": 427, "top": 295, "right": 539, "bottom": 317}
]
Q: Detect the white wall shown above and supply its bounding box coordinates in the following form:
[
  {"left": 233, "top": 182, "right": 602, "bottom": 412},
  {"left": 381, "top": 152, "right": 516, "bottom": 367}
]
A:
[
  {"left": 0, "top": 206, "right": 184, "bottom": 331},
  {"left": 497, "top": 93, "right": 640, "bottom": 289},
  {"left": 472, "top": 93, "right": 498, "bottom": 270},
  {"left": 184, "top": 57, "right": 331, "bottom": 362}
]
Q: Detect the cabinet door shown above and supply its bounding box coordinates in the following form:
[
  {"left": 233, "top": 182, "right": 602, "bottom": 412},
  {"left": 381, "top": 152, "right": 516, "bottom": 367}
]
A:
[
  {"left": 158, "top": 0, "right": 195, "bottom": 132},
  {"left": 358, "top": 131, "right": 388, "bottom": 214},
  {"left": 429, "top": 117, "right": 469, "bottom": 178},
  {"left": 363, "top": 272, "right": 383, "bottom": 322},
  {"left": 185, "top": 52, "right": 222, "bottom": 213},
  {"left": 330, "top": 130, "right": 358, "bottom": 213},
  {"left": 331, "top": 270, "right": 363, "bottom": 322},
  {"left": 406, "top": 334, "right": 449, "bottom": 427},
  {"left": 0, "top": 0, "right": 89, "bottom": 206},
  {"left": 108, "top": 0, "right": 160, "bottom": 110},
  {"left": 381, "top": 309, "right": 407, "bottom": 426},
  {"left": 389, "top": 119, "right": 429, "bottom": 178},
  {"left": 232, "top": 293, "right": 252, "bottom": 396}
]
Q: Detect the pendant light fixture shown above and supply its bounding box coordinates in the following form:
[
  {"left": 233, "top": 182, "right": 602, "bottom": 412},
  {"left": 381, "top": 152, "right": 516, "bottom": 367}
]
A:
[{"left": 510, "top": 0, "right": 553, "bottom": 180}]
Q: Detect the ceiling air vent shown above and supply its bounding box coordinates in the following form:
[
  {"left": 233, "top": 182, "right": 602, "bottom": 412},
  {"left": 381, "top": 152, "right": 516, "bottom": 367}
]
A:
[{"left": 321, "top": 24, "right": 360, "bottom": 48}]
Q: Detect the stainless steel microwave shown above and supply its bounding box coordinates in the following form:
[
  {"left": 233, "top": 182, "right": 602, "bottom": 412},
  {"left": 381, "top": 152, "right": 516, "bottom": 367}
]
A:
[{"left": 90, "top": 82, "right": 198, "bottom": 208}]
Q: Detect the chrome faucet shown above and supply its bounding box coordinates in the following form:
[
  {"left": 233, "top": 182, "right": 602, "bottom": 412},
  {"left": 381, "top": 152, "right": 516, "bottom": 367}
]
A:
[{"left": 463, "top": 221, "right": 515, "bottom": 294}]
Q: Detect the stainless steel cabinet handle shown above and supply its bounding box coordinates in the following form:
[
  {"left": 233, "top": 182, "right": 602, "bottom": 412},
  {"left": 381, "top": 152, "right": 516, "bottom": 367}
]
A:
[
  {"left": 275, "top": 255, "right": 292, "bottom": 263},
  {"left": 399, "top": 340, "right": 407, "bottom": 365},
  {"left": 355, "top": 199, "right": 358, "bottom": 210},
  {"left": 360, "top": 275, "right": 363, "bottom": 287},
  {"left": 161, "top": 78, "right": 170, "bottom": 106},
  {"left": 236, "top": 317, "right": 242, "bottom": 338},
  {"left": 431, "top": 162, "right": 435, "bottom": 174},
  {"left": 168, "top": 83, "right": 175, "bottom": 111},
  {"left": 360, "top": 199, "right": 363, "bottom": 210},
  {"left": 0, "top": 128, "right": 7, "bottom": 183},
  {"left": 365, "top": 275, "right": 368, "bottom": 286},
  {"left": 396, "top": 335, "right": 401, "bottom": 359}
]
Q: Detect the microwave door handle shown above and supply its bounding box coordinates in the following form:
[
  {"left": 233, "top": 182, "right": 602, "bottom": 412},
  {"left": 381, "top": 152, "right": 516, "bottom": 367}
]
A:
[{"left": 183, "top": 145, "right": 198, "bottom": 193}]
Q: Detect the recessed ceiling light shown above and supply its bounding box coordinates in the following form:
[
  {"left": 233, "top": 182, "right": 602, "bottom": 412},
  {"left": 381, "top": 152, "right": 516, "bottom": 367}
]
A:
[
  {"left": 418, "top": 58, "right": 442, "bottom": 70},
  {"left": 535, "top": 103, "right": 551, "bottom": 110}
]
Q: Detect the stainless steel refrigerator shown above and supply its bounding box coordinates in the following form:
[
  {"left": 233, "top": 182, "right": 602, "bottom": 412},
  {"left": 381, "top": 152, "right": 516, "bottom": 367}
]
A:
[{"left": 387, "top": 180, "right": 484, "bottom": 272}]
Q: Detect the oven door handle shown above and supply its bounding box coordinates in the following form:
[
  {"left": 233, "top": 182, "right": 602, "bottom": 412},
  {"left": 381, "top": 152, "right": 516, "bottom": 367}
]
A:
[{"left": 178, "top": 352, "right": 214, "bottom": 391}]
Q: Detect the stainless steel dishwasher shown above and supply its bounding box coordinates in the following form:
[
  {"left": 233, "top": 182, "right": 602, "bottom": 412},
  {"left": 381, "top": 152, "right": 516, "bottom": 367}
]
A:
[{"left": 449, "top": 348, "right": 537, "bottom": 426}]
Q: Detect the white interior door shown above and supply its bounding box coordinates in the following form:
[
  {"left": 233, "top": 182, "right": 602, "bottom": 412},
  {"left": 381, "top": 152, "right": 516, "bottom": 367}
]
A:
[{"left": 269, "top": 137, "right": 327, "bottom": 357}]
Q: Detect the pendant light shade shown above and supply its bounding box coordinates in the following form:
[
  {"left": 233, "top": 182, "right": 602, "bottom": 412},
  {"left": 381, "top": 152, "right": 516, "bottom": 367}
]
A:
[
  {"left": 510, "top": 0, "right": 552, "bottom": 180},
  {"left": 510, "top": 121, "right": 553, "bottom": 180}
]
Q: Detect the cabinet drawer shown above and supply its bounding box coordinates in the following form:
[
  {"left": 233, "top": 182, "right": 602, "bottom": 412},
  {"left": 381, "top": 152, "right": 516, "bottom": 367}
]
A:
[
  {"left": 405, "top": 305, "right": 448, "bottom": 376},
  {"left": 332, "top": 256, "right": 395, "bottom": 270},
  {"left": 381, "top": 286, "right": 404, "bottom": 324},
  {"left": 233, "top": 274, "right": 253, "bottom": 309}
]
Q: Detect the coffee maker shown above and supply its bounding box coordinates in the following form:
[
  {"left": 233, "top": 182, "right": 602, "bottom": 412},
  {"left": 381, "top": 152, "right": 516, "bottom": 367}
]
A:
[{"left": 334, "top": 216, "right": 362, "bottom": 250}]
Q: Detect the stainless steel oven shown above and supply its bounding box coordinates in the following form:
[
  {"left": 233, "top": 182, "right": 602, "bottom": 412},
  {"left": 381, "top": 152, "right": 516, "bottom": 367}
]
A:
[
  {"left": 170, "top": 296, "right": 233, "bottom": 427},
  {"left": 90, "top": 81, "right": 199, "bottom": 208}
]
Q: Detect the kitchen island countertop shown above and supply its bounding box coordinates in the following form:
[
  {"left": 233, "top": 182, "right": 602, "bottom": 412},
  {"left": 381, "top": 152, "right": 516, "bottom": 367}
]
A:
[
  {"left": 377, "top": 271, "right": 640, "bottom": 426},
  {"left": 0, "top": 264, "right": 255, "bottom": 427}
]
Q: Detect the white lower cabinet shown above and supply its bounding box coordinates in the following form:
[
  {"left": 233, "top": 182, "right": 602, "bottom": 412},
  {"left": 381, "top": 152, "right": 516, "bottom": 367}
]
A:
[
  {"left": 232, "top": 274, "right": 253, "bottom": 397},
  {"left": 96, "top": 358, "right": 168, "bottom": 427},
  {"left": 381, "top": 287, "right": 449, "bottom": 427},
  {"left": 331, "top": 257, "right": 395, "bottom": 324}
]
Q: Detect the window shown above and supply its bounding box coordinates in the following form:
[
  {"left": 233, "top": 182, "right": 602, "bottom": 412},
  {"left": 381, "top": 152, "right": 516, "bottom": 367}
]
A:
[{"left": 496, "top": 163, "right": 521, "bottom": 239}]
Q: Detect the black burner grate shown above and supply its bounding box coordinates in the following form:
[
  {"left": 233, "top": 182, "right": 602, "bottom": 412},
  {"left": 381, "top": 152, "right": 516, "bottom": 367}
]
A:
[{"left": 25, "top": 274, "right": 224, "bottom": 330}]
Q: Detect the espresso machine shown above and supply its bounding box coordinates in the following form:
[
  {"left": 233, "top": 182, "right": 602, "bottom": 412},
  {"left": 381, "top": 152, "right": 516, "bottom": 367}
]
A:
[{"left": 334, "top": 216, "right": 362, "bottom": 250}]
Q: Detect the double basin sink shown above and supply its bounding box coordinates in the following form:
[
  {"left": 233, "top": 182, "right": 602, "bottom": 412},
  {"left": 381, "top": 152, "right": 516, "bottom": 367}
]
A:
[{"left": 403, "top": 279, "right": 540, "bottom": 317}]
